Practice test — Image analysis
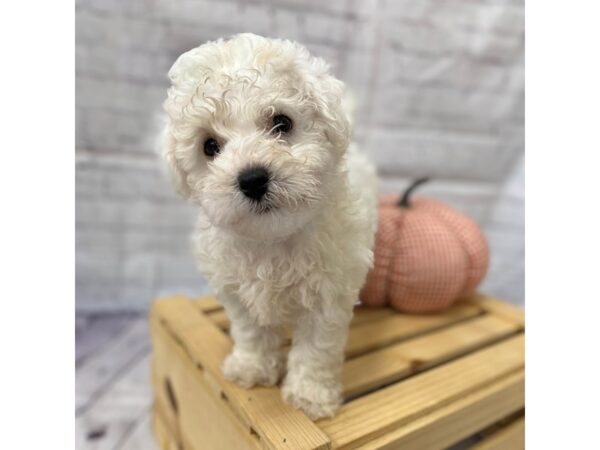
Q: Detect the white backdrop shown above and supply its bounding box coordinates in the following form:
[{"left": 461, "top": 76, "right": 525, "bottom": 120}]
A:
[{"left": 76, "top": 0, "right": 524, "bottom": 311}]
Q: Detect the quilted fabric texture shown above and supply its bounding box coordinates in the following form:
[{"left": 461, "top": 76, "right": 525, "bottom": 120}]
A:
[{"left": 360, "top": 194, "right": 489, "bottom": 313}]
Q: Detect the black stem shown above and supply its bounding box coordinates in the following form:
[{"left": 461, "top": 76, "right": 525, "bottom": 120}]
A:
[{"left": 398, "top": 177, "right": 430, "bottom": 208}]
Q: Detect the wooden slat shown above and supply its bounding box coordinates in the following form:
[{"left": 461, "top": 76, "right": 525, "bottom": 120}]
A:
[
  {"left": 151, "top": 296, "right": 331, "bottom": 450},
  {"left": 195, "top": 296, "right": 229, "bottom": 332},
  {"left": 342, "top": 315, "right": 520, "bottom": 397},
  {"left": 76, "top": 317, "right": 150, "bottom": 414},
  {"left": 317, "top": 334, "right": 524, "bottom": 449},
  {"left": 207, "top": 309, "right": 230, "bottom": 329},
  {"left": 471, "top": 416, "right": 525, "bottom": 450},
  {"left": 355, "top": 371, "right": 524, "bottom": 450},
  {"left": 151, "top": 316, "right": 183, "bottom": 448},
  {"left": 152, "top": 321, "right": 260, "bottom": 450},
  {"left": 194, "top": 296, "right": 223, "bottom": 313},
  {"left": 153, "top": 404, "right": 206, "bottom": 450},
  {"left": 152, "top": 406, "right": 180, "bottom": 450},
  {"left": 469, "top": 294, "right": 525, "bottom": 327},
  {"left": 345, "top": 303, "right": 481, "bottom": 358},
  {"left": 152, "top": 397, "right": 179, "bottom": 449},
  {"left": 351, "top": 307, "right": 396, "bottom": 326},
  {"left": 203, "top": 303, "right": 396, "bottom": 332}
]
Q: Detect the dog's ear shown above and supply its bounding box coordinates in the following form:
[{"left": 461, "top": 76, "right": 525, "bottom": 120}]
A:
[
  {"left": 167, "top": 46, "right": 206, "bottom": 89},
  {"left": 304, "top": 59, "right": 352, "bottom": 156},
  {"left": 159, "top": 123, "right": 192, "bottom": 200},
  {"left": 167, "top": 39, "right": 223, "bottom": 90},
  {"left": 160, "top": 44, "right": 216, "bottom": 200}
]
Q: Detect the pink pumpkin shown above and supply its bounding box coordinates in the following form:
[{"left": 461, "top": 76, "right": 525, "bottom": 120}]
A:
[{"left": 360, "top": 179, "right": 489, "bottom": 313}]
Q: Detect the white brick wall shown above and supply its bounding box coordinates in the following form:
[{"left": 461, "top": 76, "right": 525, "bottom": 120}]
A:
[{"left": 76, "top": 0, "right": 524, "bottom": 311}]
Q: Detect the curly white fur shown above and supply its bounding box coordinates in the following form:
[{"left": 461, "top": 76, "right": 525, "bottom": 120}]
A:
[{"left": 160, "top": 33, "right": 378, "bottom": 419}]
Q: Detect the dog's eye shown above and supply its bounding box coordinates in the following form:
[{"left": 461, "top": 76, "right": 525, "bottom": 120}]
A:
[
  {"left": 272, "top": 114, "right": 293, "bottom": 134},
  {"left": 203, "top": 138, "right": 220, "bottom": 157}
]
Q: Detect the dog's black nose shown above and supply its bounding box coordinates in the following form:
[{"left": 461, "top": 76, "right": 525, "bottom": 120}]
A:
[{"left": 238, "top": 167, "right": 270, "bottom": 201}]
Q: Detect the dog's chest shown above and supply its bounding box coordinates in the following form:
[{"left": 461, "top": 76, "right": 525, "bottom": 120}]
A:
[{"left": 197, "top": 233, "right": 325, "bottom": 324}]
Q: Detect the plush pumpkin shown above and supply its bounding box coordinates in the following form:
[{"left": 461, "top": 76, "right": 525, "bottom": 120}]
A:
[{"left": 360, "top": 178, "right": 489, "bottom": 313}]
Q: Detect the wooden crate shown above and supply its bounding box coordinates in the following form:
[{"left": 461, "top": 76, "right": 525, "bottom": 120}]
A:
[{"left": 150, "top": 293, "right": 524, "bottom": 450}]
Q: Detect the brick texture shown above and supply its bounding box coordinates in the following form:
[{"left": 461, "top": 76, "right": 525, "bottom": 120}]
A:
[{"left": 76, "top": 0, "right": 524, "bottom": 311}]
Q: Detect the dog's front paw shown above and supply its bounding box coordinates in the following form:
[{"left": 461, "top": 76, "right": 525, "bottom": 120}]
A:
[
  {"left": 281, "top": 375, "right": 342, "bottom": 420},
  {"left": 222, "top": 351, "right": 284, "bottom": 389}
]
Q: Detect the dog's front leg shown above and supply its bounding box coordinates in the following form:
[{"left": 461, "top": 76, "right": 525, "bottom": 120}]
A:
[
  {"left": 220, "top": 296, "right": 285, "bottom": 388},
  {"left": 282, "top": 302, "right": 353, "bottom": 420}
]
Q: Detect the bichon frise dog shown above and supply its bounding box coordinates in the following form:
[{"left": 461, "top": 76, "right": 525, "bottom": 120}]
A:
[{"left": 160, "top": 33, "right": 377, "bottom": 419}]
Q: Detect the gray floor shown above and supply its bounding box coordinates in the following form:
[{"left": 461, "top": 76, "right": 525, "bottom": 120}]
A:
[{"left": 76, "top": 313, "right": 158, "bottom": 450}]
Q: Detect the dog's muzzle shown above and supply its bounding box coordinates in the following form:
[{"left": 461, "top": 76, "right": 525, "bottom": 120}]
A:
[{"left": 237, "top": 166, "right": 270, "bottom": 201}]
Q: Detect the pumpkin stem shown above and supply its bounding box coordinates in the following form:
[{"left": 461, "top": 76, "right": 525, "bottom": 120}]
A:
[{"left": 398, "top": 178, "right": 430, "bottom": 208}]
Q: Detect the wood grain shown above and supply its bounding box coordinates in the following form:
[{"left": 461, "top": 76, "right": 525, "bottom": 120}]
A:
[
  {"left": 152, "top": 320, "right": 260, "bottom": 450},
  {"left": 472, "top": 416, "right": 525, "bottom": 450},
  {"left": 148, "top": 295, "right": 525, "bottom": 450},
  {"left": 194, "top": 296, "right": 222, "bottom": 313},
  {"left": 345, "top": 303, "right": 482, "bottom": 358},
  {"left": 207, "top": 309, "right": 230, "bottom": 329},
  {"left": 153, "top": 405, "right": 181, "bottom": 450},
  {"left": 470, "top": 294, "right": 525, "bottom": 327},
  {"left": 342, "top": 314, "right": 520, "bottom": 397},
  {"left": 152, "top": 296, "right": 331, "bottom": 450},
  {"left": 201, "top": 300, "right": 398, "bottom": 332},
  {"left": 351, "top": 307, "right": 396, "bottom": 326},
  {"left": 355, "top": 371, "right": 524, "bottom": 450},
  {"left": 318, "top": 334, "right": 524, "bottom": 449}
]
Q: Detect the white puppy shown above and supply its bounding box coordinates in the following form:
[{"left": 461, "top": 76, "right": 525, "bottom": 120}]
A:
[{"left": 161, "top": 33, "right": 377, "bottom": 419}]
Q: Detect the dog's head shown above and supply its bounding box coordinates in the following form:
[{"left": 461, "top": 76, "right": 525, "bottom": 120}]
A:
[{"left": 161, "top": 33, "right": 351, "bottom": 241}]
